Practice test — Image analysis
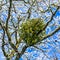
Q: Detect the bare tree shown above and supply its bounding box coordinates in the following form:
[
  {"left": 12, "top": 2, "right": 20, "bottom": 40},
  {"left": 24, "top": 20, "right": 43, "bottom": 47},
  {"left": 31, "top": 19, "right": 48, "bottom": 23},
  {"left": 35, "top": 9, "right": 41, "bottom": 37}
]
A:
[{"left": 0, "top": 0, "right": 60, "bottom": 60}]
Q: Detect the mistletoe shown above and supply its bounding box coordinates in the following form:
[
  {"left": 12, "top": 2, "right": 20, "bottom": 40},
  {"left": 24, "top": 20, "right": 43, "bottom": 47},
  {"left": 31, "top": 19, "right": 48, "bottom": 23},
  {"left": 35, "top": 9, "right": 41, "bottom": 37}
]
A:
[{"left": 19, "top": 18, "right": 46, "bottom": 46}]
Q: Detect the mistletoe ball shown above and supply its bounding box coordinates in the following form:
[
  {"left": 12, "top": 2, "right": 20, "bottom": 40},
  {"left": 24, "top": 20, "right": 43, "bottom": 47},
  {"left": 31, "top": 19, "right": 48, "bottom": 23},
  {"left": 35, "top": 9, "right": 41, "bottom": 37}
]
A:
[{"left": 19, "top": 18, "right": 46, "bottom": 46}]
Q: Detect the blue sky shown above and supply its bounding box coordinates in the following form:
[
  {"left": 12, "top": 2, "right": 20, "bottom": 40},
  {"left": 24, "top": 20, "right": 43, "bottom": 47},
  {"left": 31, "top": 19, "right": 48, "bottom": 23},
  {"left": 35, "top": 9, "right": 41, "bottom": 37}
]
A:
[
  {"left": 0, "top": 1, "right": 60, "bottom": 60},
  {"left": 0, "top": 11, "right": 60, "bottom": 60}
]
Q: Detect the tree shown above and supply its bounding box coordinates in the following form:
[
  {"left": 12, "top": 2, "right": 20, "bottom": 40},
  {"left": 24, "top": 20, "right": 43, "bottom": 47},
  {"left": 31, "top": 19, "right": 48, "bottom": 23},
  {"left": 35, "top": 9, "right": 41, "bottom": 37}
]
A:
[{"left": 0, "top": 0, "right": 60, "bottom": 60}]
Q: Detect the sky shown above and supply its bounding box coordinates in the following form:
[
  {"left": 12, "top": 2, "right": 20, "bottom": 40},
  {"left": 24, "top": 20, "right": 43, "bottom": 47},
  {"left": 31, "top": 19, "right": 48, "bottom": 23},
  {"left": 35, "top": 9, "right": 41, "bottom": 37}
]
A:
[{"left": 0, "top": 0, "right": 60, "bottom": 60}]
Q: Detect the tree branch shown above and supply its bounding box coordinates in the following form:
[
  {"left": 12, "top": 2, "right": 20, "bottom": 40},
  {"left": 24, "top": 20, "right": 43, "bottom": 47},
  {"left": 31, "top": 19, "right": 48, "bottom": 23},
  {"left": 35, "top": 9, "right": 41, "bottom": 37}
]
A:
[
  {"left": 0, "top": 21, "right": 9, "bottom": 60},
  {"left": 37, "top": 6, "right": 60, "bottom": 35},
  {"left": 42, "top": 27, "right": 60, "bottom": 40},
  {"left": 15, "top": 45, "right": 28, "bottom": 60},
  {"left": 5, "top": 0, "right": 19, "bottom": 53}
]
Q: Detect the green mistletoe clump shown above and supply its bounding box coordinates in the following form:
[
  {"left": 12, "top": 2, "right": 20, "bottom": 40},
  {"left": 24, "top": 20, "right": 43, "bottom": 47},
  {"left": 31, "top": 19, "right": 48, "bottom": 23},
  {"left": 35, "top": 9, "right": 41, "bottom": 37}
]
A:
[{"left": 19, "top": 18, "right": 46, "bottom": 46}]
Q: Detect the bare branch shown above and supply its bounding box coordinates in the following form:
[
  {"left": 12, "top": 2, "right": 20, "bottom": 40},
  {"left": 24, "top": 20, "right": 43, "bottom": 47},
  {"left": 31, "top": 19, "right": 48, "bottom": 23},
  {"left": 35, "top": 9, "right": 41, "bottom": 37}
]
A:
[
  {"left": 37, "top": 6, "right": 60, "bottom": 35},
  {"left": 41, "top": 27, "right": 60, "bottom": 41},
  {"left": 0, "top": 21, "right": 9, "bottom": 59},
  {"left": 15, "top": 45, "right": 28, "bottom": 60},
  {"left": 5, "top": 0, "right": 19, "bottom": 53}
]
